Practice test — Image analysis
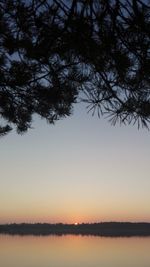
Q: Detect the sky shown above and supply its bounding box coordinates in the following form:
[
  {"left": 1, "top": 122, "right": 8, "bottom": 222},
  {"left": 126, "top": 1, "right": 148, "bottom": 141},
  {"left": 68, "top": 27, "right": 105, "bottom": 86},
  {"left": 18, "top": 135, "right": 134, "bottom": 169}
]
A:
[{"left": 0, "top": 103, "right": 150, "bottom": 224}]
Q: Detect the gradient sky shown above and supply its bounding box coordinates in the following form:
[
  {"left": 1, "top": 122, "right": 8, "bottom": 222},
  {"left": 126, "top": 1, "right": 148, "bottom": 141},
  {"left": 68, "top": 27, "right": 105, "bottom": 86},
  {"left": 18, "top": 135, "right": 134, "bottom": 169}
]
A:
[{"left": 0, "top": 103, "right": 150, "bottom": 224}]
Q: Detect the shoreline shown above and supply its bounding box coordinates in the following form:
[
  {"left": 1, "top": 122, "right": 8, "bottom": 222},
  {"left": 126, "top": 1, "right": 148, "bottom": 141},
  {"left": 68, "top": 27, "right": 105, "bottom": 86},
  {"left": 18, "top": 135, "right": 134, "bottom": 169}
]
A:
[{"left": 0, "top": 222, "right": 150, "bottom": 237}]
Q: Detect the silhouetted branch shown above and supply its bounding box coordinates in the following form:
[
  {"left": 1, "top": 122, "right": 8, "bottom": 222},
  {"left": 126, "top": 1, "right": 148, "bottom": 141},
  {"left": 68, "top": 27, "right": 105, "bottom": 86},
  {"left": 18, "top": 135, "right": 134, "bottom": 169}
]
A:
[{"left": 0, "top": 0, "right": 150, "bottom": 135}]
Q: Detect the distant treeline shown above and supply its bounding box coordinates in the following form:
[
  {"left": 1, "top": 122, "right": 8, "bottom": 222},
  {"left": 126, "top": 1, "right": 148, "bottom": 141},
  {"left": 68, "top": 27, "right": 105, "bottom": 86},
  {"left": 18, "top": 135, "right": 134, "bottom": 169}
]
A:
[{"left": 0, "top": 222, "right": 150, "bottom": 237}]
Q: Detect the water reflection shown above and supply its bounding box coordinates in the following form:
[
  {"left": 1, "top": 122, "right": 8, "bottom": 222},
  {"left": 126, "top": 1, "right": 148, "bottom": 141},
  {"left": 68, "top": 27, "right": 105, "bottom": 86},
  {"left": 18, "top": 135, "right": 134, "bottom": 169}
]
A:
[{"left": 0, "top": 235, "right": 150, "bottom": 267}]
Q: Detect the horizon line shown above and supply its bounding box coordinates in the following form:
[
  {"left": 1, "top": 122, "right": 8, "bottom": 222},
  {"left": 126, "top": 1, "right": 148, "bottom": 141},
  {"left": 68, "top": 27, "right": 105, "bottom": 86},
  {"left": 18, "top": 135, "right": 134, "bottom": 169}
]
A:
[{"left": 1, "top": 221, "right": 150, "bottom": 225}]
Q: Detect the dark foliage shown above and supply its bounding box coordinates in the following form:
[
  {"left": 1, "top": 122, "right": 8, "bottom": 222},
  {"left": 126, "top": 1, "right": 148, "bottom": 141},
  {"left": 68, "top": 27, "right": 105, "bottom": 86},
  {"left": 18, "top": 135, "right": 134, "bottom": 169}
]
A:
[
  {"left": 0, "top": 222, "right": 150, "bottom": 236},
  {"left": 0, "top": 0, "right": 150, "bottom": 135}
]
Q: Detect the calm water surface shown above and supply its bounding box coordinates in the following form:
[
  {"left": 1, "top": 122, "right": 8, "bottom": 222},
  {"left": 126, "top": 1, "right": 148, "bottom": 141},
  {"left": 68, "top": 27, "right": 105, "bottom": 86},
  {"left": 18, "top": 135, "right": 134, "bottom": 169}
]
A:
[{"left": 0, "top": 235, "right": 150, "bottom": 267}]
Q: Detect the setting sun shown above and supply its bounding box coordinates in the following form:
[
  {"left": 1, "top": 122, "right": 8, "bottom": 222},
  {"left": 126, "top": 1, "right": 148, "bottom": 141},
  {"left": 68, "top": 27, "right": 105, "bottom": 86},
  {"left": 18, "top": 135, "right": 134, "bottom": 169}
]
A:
[{"left": 74, "top": 222, "right": 78, "bottom": 225}]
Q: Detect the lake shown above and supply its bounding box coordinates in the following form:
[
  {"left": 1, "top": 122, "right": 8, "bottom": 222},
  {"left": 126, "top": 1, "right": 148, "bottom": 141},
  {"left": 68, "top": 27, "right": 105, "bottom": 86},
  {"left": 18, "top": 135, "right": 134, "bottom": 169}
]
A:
[{"left": 0, "top": 235, "right": 150, "bottom": 267}]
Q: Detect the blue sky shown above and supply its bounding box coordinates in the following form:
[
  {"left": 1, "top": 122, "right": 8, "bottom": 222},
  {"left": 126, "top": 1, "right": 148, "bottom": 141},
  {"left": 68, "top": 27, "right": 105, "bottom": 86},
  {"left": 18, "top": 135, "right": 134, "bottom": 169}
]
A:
[{"left": 0, "top": 103, "right": 150, "bottom": 223}]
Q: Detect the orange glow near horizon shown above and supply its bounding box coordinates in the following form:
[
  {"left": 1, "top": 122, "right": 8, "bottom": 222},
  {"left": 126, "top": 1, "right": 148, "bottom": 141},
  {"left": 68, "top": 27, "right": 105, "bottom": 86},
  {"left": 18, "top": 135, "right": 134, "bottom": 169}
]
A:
[
  {"left": 1, "top": 212, "right": 150, "bottom": 224},
  {"left": 1, "top": 201, "right": 150, "bottom": 224}
]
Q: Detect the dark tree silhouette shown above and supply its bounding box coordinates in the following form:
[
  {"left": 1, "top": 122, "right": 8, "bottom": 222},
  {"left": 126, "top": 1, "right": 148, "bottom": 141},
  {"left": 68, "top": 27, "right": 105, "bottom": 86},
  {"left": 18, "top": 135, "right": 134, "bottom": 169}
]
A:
[{"left": 0, "top": 0, "right": 150, "bottom": 135}]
